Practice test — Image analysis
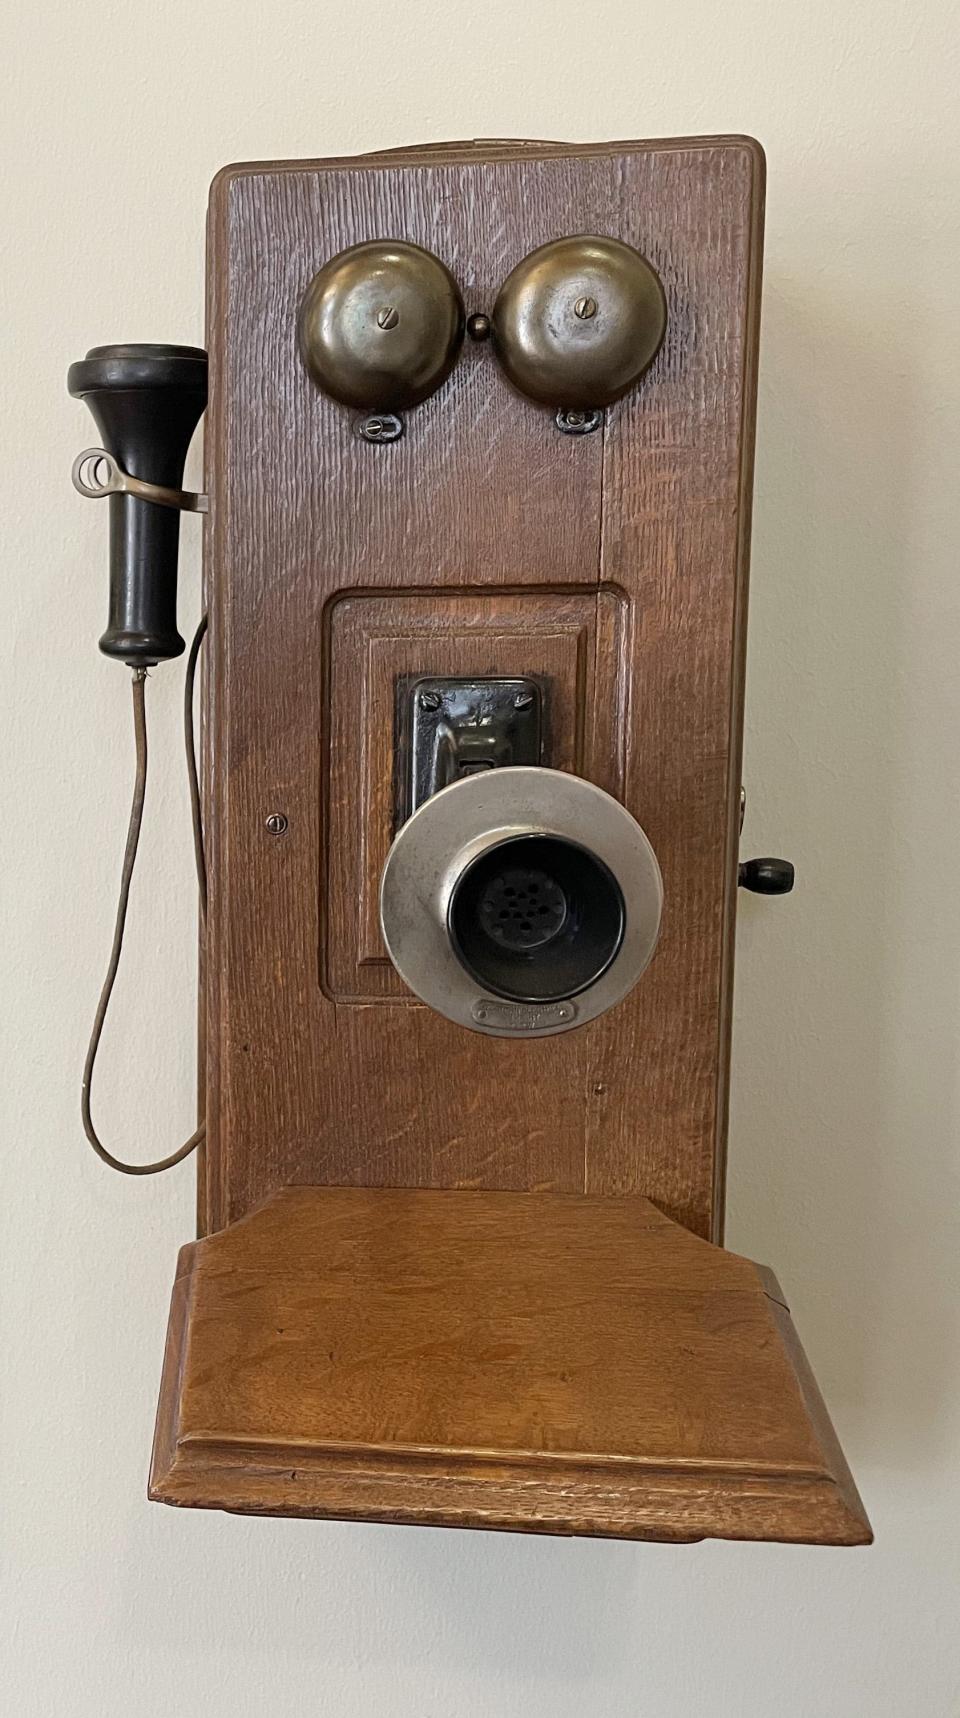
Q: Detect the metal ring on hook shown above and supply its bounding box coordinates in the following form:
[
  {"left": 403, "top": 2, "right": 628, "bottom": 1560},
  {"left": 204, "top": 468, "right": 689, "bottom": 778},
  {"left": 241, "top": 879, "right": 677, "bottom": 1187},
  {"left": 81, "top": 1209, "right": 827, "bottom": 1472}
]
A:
[
  {"left": 72, "top": 450, "right": 113, "bottom": 497},
  {"left": 71, "top": 447, "right": 209, "bottom": 513}
]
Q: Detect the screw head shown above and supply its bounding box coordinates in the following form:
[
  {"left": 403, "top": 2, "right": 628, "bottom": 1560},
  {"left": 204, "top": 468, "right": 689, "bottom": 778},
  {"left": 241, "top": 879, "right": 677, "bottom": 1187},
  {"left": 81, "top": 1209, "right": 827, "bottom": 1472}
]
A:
[
  {"left": 555, "top": 406, "right": 603, "bottom": 436},
  {"left": 265, "top": 812, "right": 289, "bottom": 836},
  {"left": 513, "top": 689, "right": 535, "bottom": 710},
  {"left": 358, "top": 411, "right": 404, "bottom": 444},
  {"left": 574, "top": 295, "right": 598, "bottom": 320},
  {"left": 376, "top": 305, "right": 399, "bottom": 330},
  {"left": 466, "top": 312, "right": 492, "bottom": 341},
  {"left": 418, "top": 689, "right": 442, "bottom": 712}
]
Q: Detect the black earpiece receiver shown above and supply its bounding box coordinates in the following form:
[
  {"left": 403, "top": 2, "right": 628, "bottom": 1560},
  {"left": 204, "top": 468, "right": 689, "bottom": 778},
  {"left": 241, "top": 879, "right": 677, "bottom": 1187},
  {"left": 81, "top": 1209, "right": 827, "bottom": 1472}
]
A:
[
  {"left": 68, "top": 344, "right": 207, "bottom": 664},
  {"left": 68, "top": 342, "right": 208, "bottom": 1174}
]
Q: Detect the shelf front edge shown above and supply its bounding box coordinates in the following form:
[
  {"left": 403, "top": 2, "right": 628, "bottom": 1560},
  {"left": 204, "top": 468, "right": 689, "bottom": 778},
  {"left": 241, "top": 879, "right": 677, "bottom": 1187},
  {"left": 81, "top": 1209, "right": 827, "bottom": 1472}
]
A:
[{"left": 149, "top": 1186, "right": 872, "bottom": 1546}]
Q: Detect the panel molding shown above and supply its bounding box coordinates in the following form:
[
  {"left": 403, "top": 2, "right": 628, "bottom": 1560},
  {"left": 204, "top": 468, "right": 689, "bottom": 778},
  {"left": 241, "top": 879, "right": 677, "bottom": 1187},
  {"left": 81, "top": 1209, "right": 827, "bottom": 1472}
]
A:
[{"left": 323, "top": 585, "right": 627, "bottom": 999}]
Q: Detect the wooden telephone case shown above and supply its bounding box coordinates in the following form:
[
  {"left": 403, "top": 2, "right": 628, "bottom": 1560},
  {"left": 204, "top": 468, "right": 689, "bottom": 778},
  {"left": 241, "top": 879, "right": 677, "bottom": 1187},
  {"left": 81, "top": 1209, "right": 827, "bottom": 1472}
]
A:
[{"left": 147, "top": 136, "right": 871, "bottom": 1546}]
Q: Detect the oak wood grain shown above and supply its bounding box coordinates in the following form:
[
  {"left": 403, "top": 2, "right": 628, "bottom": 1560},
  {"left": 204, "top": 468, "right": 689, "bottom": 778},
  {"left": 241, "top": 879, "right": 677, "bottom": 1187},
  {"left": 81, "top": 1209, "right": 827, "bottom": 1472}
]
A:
[
  {"left": 151, "top": 1186, "right": 871, "bottom": 1545},
  {"left": 201, "top": 135, "right": 764, "bottom": 1236},
  {"left": 160, "top": 137, "right": 875, "bottom": 1548}
]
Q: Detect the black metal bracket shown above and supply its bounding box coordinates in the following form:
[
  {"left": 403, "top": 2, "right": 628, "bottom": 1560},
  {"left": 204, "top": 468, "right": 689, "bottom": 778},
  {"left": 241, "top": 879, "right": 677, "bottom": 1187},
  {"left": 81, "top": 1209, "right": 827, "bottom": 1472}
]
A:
[{"left": 402, "top": 677, "right": 543, "bottom": 821}]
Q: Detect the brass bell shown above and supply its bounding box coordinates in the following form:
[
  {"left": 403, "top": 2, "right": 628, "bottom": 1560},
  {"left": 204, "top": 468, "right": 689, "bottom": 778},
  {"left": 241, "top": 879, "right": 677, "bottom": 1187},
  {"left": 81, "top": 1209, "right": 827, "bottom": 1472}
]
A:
[
  {"left": 491, "top": 235, "right": 666, "bottom": 410},
  {"left": 298, "top": 240, "right": 465, "bottom": 412}
]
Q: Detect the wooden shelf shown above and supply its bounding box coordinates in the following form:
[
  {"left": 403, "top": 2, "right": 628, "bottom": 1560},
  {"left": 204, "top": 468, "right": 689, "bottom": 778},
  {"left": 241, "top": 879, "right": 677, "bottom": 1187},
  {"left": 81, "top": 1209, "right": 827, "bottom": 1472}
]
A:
[{"left": 150, "top": 1187, "right": 871, "bottom": 1545}]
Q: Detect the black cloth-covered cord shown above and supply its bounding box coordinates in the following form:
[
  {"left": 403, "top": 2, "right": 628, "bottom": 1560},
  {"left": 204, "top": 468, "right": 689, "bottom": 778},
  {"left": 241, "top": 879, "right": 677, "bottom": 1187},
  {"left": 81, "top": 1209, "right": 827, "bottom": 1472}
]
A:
[{"left": 80, "top": 615, "right": 207, "bottom": 1174}]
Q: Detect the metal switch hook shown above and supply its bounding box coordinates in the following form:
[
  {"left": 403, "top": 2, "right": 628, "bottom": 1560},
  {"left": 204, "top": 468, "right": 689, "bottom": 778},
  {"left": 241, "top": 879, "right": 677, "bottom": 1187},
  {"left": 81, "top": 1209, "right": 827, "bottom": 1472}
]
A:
[{"left": 72, "top": 447, "right": 209, "bottom": 514}]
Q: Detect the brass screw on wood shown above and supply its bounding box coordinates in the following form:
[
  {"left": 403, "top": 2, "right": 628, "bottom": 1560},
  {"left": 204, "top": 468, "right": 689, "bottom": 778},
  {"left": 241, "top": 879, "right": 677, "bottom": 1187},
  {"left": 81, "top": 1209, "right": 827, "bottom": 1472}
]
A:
[
  {"left": 574, "top": 295, "right": 598, "bottom": 320},
  {"left": 265, "top": 813, "right": 289, "bottom": 835},
  {"left": 377, "top": 306, "right": 399, "bottom": 329}
]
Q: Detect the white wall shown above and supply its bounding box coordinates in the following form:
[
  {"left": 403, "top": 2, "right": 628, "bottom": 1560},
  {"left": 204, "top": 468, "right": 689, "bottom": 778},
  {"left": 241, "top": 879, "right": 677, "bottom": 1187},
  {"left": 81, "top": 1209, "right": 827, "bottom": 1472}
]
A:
[{"left": 3, "top": 4, "right": 959, "bottom": 1713}]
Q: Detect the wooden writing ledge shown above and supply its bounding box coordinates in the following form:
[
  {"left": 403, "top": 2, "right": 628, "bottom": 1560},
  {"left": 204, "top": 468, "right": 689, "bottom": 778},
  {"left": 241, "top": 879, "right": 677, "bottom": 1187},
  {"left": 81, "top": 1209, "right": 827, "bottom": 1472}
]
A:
[{"left": 150, "top": 1187, "right": 871, "bottom": 1544}]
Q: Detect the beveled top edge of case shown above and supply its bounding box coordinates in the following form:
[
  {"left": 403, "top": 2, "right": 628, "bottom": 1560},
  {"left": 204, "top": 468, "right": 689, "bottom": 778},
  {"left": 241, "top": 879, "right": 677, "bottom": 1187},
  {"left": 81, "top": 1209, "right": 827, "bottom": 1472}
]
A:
[{"left": 208, "top": 134, "right": 766, "bottom": 207}]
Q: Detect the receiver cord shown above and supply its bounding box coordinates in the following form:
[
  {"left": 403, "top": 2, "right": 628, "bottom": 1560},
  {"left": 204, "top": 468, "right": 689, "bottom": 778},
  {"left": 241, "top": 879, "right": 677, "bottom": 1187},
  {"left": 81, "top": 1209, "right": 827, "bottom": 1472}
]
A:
[{"left": 81, "top": 615, "right": 207, "bottom": 1174}]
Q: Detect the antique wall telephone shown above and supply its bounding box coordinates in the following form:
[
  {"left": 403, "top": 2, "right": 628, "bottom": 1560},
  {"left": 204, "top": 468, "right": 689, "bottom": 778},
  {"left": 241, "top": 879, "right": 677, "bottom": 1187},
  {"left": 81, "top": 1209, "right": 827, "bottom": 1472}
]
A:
[{"left": 69, "top": 136, "right": 868, "bottom": 1546}]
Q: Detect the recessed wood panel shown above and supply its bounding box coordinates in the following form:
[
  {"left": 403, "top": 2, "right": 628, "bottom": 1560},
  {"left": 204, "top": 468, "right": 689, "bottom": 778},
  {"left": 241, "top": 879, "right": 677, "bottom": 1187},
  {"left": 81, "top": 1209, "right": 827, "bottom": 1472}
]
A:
[
  {"left": 324, "top": 586, "right": 627, "bottom": 999},
  {"left": 201, "top": 137, "right": 764, "bottom": 1235}
]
